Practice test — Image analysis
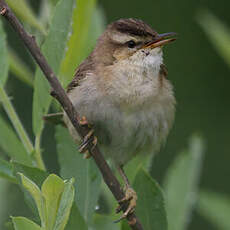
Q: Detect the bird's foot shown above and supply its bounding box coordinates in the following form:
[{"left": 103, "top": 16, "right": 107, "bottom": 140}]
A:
[
  {"left": 115, "top": 186, "right": 137, "bottom": 222},
  {"left": 78, "top": 115, "right": 89, "bottom": 126},
  {"left": 79, "top": 129, "right": 98, "bottom": 157},
  {"left": 78, "top": 123, "right": 97, "bottom": 158}
]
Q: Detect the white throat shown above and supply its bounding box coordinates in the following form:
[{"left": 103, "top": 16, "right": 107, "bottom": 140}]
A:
[
  {"left": 104, "top": 47, "right": 166, "bottom": 107},
  {"left": 130, "top": 47, "right": 163, "bottom": 77}
]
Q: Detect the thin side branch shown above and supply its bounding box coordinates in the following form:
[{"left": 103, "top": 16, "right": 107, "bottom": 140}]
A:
[{"left": 0, "top": 1, "right": 143, "bottom": 229}]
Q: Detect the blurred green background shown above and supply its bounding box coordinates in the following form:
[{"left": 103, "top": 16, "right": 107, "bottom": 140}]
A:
[{"left": 0, "top": 0, "right": 229, "bottom": 229}]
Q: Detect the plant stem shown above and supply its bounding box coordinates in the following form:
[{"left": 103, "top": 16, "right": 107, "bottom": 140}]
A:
[
  {"left": 0, "top": 86, "right": 34, "bottom": 154},
  {"left": 35, "top": 133, "right": 46, "bottom": 170},
  {"left": 9, "top": 48, "right": 34, "bottom": 87},
  {"left": 0, "top": 86, "right": 46, "bottom": 170}
]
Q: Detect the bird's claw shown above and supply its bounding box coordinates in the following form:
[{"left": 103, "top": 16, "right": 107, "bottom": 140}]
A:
[
  {"left": 78, "top": 115, "right": 89, "bottom": 126},
  {"left": 115, "top": 187, "right": 137, "bottom": 222},
  {"left": 77, "top": 115, "right": 92, "bottom": 127},
  {"left": 77, "top": 116, "right": 97, "bottom": 158},
  {"left": 78, "top": 129, "right": 97, "bottom": 158}
]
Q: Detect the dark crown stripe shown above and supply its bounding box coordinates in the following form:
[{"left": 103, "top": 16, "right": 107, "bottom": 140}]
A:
[{"left": 111, "top": 18, "right": 157, "bottom": 37}]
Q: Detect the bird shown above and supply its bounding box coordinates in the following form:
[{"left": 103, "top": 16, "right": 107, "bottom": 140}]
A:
[{"left": 49, "top": 18, "right": 176, "bottom": 220}]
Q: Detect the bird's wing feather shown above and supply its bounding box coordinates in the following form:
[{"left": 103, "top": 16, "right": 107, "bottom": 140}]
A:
[{"left": 67, "top": 54, "right": 95, "bottom": 92}]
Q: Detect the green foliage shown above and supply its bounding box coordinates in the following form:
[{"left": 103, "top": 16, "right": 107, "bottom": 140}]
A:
[
  {"left": 0, "top": 21, "right": 34, "bottom": 166},
  {"left": 164, "top": 135, "right": 204, "bottom": 230},
  {"left": 8, "top": 48, "right": 34, "bottom": 87},
  {"left": 93, "top": 214, "right": 121, "bottom": 230},
  {"left": 1, "top": 1, "right": 228, "bottom": 230},
  {"left": 18, "top": 174, "right": 75, "bottom": 230},
  {"left": 60, "top": 0, "right": 97, "bottom": 86},
  {"left": 0, "top": 19, "right": 9, "bottom": 86},
  {"left": 198, "top": 191, "right": 230, "bottom": 230},
  {"left": 6, "top": 0, "right": 46, "bottom": 35},
  {"left": 198, "top": 10, "right": 230, "bottom": 67},
  {"left": 64, "top": 204, "right": 88, "bottom": 230},
  {"left": 32, "top": 0, "right": 75, "bottom": 137},
  {"left": 133, "top": 169, "right": 167, "bottom": 230},
  {"left": 12, "top": 217, "right": 42, "bottom": 230},
  {"left": 0, "top": 116, "right": 32, "bottom": 166},
  {"left": 55, "top": 126, "right": 101, "bottom": 224},
  {"left": 0, "top": 159, "right": 16, "bottom": 183}
]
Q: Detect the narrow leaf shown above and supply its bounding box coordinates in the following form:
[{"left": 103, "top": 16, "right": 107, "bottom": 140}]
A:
[
  {"left": 164, "top": 135, "right": 204, "bottom": 230},
  {"left": 0, "top": 159, "right": 16, "bottom": 183},
  {"left": 32, "top": 0, "right": 75, "bottom": 136},
  {"left": 41, "top": 174, "right": 65, "bottom": 230},
  {"left": 87, "top": 6, "right": 106, "bottom": 52},
  {"left": 12, "top": 216, "right": 42, "bottom": 230},
  {"left": 125, "top": 153, "right": 153, "bottom": 184},
  {"left": 133, "top": 168, "right": 167, "bottom": 230},
  {"left": 9, "top": 48, "right": 34, "bottom": 87},
  {"left": 53, "top": 178, "right": 75, "bottom": 230},
  {"left": 60, "top": 0, "right": 96, "bottom": 86},
  {"left": 13, "top": 162, "right": 48, "bottom": 188},
  {"left": 19, "top": 173, "right": 46, "bottom": 228},
  {"left": 55, "top": 126, "right": 102, "bottom": 223},
  {"left": 13, "top": 163, "right": 48, "bottom": 217},
  {"left": 198, "top": 191, "right": 230, "bottom": 230},
  {"left": 197, "top": 10, "right": 230, "bottom": 67},
  {"left": 0, "top": 18, "right": 9, "bottom": 86},
  {"left": 6, "top": 0, "right": 46, "bottom": 34},
  {"left": 0, "top": 115, "right": 32, "bottom": 166},
  {"left": 0, "top": 88, "right": 34, "bottom": 157}
]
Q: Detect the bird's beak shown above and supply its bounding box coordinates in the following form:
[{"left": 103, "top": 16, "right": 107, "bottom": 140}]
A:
[{"left": 143, "top": 32, "right": 177, "bottom": 49}]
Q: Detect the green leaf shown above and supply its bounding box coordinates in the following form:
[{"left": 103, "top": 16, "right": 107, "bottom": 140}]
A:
[
  {"left": 65, "top": 204, "right": 88, "bottom": 230},
  {"left": 9, "top": 48, "right": 34, "bottom": 87},
  {"left": 125, "top": 153, "right": 153, "bottom": 184},
  {"left": 32, "top": 0, "right": 75, "bottom": 136},
  {"left": 0, "top": 19, "right": 9, "bottom": 86},
  {"left": 0, "top": 115, "right": 32, "bottom": 166},
  {"left": 6, "top": 0, "right": 46, "bottom": 35},
  {"left": 164, "top": 135, "right": 204, "bottom": 230},
  {"left": 49, "top": 0, "right": 59, "bottom": 6},
  {"left": 53, "top": 178, "right": 75, "bottom": 230},
  {"left": 41, "top": 174, "right": 65, "bottom": 230},
  {"left": 55, "top": 126, "right": 102, "bottom": 223},
  {"left": 60, "top": 0, "right": 97, "bottom": 86},
  {"left": 132, "top": 169, "right": 167, "bottom": 230},
  {"left": 197, "top": 10, "right": 230, "bottom": 67},
  {"left": 19, "top": 173, "right": 46, "bottom": 228},
  {"left": 13, "top": 163, "right": 48, "bottom": 217},
  {"left": 133, "top": 168, "right": 167, "bottom": 230},
  {"left": 12, "top": 217, "right": 42, "bottom": 230},
  {"left": 0, "top": 159, "right": 16, "bottom": 183},
  {"left": 198, "top": 191, "right": 230, "bottom": 230},
  {"left": 87, "top": 6, "right": 106, "bottom": 52},
  {"left": 0, "top": 87, "right": 34, "bottom": 159},
  {"left": 13, "top": 162, "right": 48, "bottom": 187},
  {"left": 93, "top": 214, "right": 121, "bottom": 230}
]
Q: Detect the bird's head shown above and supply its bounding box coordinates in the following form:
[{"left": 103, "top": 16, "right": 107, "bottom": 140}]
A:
[{"left": 92, "top": 18, "right": 176, "bottom": 66}]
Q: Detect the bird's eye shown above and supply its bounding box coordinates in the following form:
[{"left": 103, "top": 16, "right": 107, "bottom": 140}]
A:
[{"left": 127, "top": 40, "right": 136, "bottom": 48}]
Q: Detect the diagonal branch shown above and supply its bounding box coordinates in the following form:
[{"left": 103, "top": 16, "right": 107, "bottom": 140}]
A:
[{"left": 0, "top": 1, "right": 143, "bottom": 230}]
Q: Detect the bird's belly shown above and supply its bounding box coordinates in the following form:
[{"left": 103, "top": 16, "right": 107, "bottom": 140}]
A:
[
  {"left": 67, "top": 76, "right": 175, "bottom": 166},
  {"left": 93, "top": 101, "right": 174, "bottom": 165}
]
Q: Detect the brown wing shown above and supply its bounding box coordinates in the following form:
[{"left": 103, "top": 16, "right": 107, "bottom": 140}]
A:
[{"left": 67, "top": 54, "right": 95, "bottom": 93}]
